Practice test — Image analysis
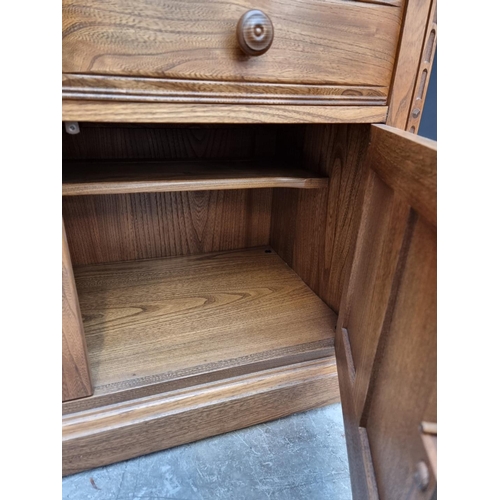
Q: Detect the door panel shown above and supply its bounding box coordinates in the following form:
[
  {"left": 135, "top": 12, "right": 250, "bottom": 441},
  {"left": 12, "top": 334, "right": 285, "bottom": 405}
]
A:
[
  {"left": 366, "top": 216, "right": 436, "bottom": 499},
  {"left": 346, "top": 172, "right": 410, "bottom": 419},
  {"left": 336, "top": 124, "right": 436, "bottom": 499},
  {"left": 63, "top": 219, "right": 93, "bottom": 401}
]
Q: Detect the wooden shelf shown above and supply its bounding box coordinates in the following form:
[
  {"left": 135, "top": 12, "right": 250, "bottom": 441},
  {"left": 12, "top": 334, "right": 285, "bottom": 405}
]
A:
[
  {"left": 65, "top": 247, "right": 337, "bottom": 413},
  {"left": 62, "top": 160, "right": 328, "bottom": 196}
]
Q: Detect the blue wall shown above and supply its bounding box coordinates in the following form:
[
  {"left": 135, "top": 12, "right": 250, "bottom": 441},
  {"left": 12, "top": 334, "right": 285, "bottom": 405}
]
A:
[{"left": 418, "top": 51, "right": 437, "bottom": 141}]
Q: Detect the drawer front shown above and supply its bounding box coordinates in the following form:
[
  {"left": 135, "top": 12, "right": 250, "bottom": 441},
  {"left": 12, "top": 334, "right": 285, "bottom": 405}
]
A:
[{"left": 62, "top": 0, "right": 402, "bottom": 91}]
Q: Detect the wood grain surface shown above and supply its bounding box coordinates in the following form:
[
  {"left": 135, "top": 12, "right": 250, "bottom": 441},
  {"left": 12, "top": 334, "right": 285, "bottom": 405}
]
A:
[
  {"left": 271, "top": 124, "right": 372, "bottom": 312},
  {"left": 63, "top": 357, "right": 340, "bottom": 476},
  {"left": 335, "top": 324, "right": 380, "bottom": 500},
  {"left": 70, "top": 247, "right": 337, "bottom": 409},
  {"left": 62, "top": 0, "right": 402, "bottom": 87},
  {"left": 63, "top": 189, "right": 273, "bottom": 265},
  {"left": 369, "top": 125, "right": 437, "bottom": 226},
  {"left": 62, "top": 124, "right": 278, "bottom": 265},
  {"left": 62, "top": 220, "right": 92, "bottom": 401},
  {"left": 334, "top": 124, "right": 437, "bottom": 499},
  {"left": 62, "top": 160, "right": 328, "bottom": 196},
  {"left": 62, "top": 74, "right": 388, "bottom": 106},
  {"left": 62, "top": 101, "right": 389, "bottom": 124},
  {"left": 386, "top": 0, "right": 435, "bottom": 129},
  {"left": 366, "top": 216, "right": 436, "bottom": 499},
  {"left": 405, "top": 1, "right": 437, "bottom": 133},
  {"left": 342, "top": 172, "right": 411, "bottom": 420},
  {"left": 62, "top": 123, "right": 278, "bottom": 161}
]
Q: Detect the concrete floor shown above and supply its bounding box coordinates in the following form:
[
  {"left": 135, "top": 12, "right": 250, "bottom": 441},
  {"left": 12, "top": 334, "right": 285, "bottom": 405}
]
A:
[{"left": 63, "top": 403, "right": 352, "bottom": 500}]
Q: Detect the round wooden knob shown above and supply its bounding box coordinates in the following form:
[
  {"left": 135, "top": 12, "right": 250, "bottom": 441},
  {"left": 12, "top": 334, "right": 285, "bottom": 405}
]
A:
[{"left": 236, "top": 10, "right": 274, "bottom": 56}]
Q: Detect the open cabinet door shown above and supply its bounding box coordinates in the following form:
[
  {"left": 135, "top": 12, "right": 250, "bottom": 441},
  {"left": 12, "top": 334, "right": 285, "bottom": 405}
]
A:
[
  {"left": 335, "top": 125, "right": 437, "bottom": 499},
  {"left": 62, "top": 219, "right": 93, "bottom": 401}
]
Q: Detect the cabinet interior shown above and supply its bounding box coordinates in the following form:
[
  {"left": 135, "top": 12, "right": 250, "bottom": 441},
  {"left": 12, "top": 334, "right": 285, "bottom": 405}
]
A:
[{"left": 62, "top": 122, "right": 371, "bottom": 412}]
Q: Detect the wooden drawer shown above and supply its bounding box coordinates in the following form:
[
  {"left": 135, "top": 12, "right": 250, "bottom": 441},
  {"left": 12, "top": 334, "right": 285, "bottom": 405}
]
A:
[{"left": 62, "top": 0, "right": 403, "bottom": 106}]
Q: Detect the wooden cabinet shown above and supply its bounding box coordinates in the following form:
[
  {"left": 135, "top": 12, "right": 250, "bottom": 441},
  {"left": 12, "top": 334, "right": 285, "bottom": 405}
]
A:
[
  {"left": 62, "top": 0, "right": 401, "bottom": 106},
  {"left": 62, "top": 1, "right": 437, "bottom": 498}
]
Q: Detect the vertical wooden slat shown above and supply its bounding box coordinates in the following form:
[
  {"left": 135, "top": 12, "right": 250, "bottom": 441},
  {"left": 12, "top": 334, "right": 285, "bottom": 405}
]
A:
[
  {"left": 62, "top": 219, "right": 92, "bottom": 401},
  {"left": 405, "top": 1, "right": 437, "bottom": 133},
  {"left": 333, "top": 171, "right": 383, "bottom": 500},
  {"left": 386, "top": 0, "right": 436, "bottom": 130},
  {"left": 270, "top": 124, "right": 371, "bottom": 312}
]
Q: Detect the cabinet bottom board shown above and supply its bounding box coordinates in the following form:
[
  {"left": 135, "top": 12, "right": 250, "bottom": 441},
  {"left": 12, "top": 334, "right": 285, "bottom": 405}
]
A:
[{"left": 65, "top": 247, "right": 337, "bottom": 412}]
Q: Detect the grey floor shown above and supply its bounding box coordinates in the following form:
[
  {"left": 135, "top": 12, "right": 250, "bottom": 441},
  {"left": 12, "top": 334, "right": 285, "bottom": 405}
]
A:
[{"left": 63, "top": 403, "right": 352, "bottom": 500}]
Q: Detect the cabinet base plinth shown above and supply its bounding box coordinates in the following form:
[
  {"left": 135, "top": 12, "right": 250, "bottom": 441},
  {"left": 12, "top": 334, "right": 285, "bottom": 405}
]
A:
[{"left": 63, "top": 357, "right": 339, "bottom": 476}]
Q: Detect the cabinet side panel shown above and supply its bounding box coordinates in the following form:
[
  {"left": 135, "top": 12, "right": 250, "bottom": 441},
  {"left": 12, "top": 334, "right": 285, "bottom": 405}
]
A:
[
  {"left": 62, "top": 220, "right": 93, "bottom": 401},
  {"left": 270, "top": 124, "right": 371, "bottom": 312},
  {"left": 404, "top": 2, "right": 437, "bottom": 134},
  {"left": 386, "top": 0, "right": 435, "bottom": 130}
]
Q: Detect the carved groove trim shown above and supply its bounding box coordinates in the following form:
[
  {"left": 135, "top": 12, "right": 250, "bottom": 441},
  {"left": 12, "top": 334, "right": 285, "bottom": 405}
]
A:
[
  {"left": 62, "top": 74, "right": 388, "bottom": 107},
  {"left": 406, "top": 1, "right": 437, "bottom": 133},
  {"left": 385, "top": 0, "right": 434, "bottom": 128}
]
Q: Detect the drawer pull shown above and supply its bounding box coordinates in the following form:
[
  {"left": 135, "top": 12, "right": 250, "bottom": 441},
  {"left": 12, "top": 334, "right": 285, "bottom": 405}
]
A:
[{"left": 236, "top": 10, "right": 274, "bottom": 56}]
